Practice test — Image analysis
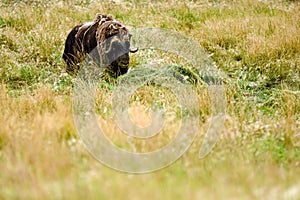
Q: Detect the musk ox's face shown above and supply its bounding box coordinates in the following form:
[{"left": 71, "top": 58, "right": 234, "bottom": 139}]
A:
[
  {"left": 104, "top": 32, "right": 137, "bottom": 68},
  {"left": 97, "top": 22, "right": 138, "bottom": 77}
]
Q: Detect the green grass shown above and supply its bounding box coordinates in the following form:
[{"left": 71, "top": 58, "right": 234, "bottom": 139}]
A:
[{"left": 0, "top": 0, "right": 300, "bottom": 199}]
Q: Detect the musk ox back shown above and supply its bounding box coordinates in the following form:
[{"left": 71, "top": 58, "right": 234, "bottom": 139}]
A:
[{"left": 62, "top": 13, "right": 138, "bottom": 78}]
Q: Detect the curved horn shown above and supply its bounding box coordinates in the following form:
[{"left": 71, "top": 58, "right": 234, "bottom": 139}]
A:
[
  {"left": 129, "top": 47, "right": 138, "bottom": 53},
  {"left": 109, "top": 23, "right": 118, "bottom": 30}
]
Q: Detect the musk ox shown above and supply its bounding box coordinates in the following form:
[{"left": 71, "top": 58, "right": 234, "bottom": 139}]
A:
[{"left": 62, "top": 13, "right": 138, "bottom": 78}]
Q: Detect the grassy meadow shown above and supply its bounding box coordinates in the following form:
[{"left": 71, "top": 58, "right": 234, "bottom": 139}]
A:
[{"left": 0, "top": 0, "right": 300, "bottom": 199}]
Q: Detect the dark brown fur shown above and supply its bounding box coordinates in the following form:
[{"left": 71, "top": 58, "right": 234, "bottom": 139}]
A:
[{"left": 62, "top": 14, "right": 137, "bottom": 78}]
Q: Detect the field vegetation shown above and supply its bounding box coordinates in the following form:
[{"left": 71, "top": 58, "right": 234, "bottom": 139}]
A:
[{"left": 0, "top": 0, "right": 299, "bottom": 199}]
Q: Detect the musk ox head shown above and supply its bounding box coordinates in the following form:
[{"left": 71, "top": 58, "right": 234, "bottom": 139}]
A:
[
  {"left": 62, "top": 13, "right": 138, "bottom": 78},
  {"left": 96, "top": 20, "right": 138, "bottom": 78}
]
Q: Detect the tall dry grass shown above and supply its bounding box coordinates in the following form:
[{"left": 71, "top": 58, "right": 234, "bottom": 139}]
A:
[{"left": 0, "top": 0, "right": 300, "bottom": 199}]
